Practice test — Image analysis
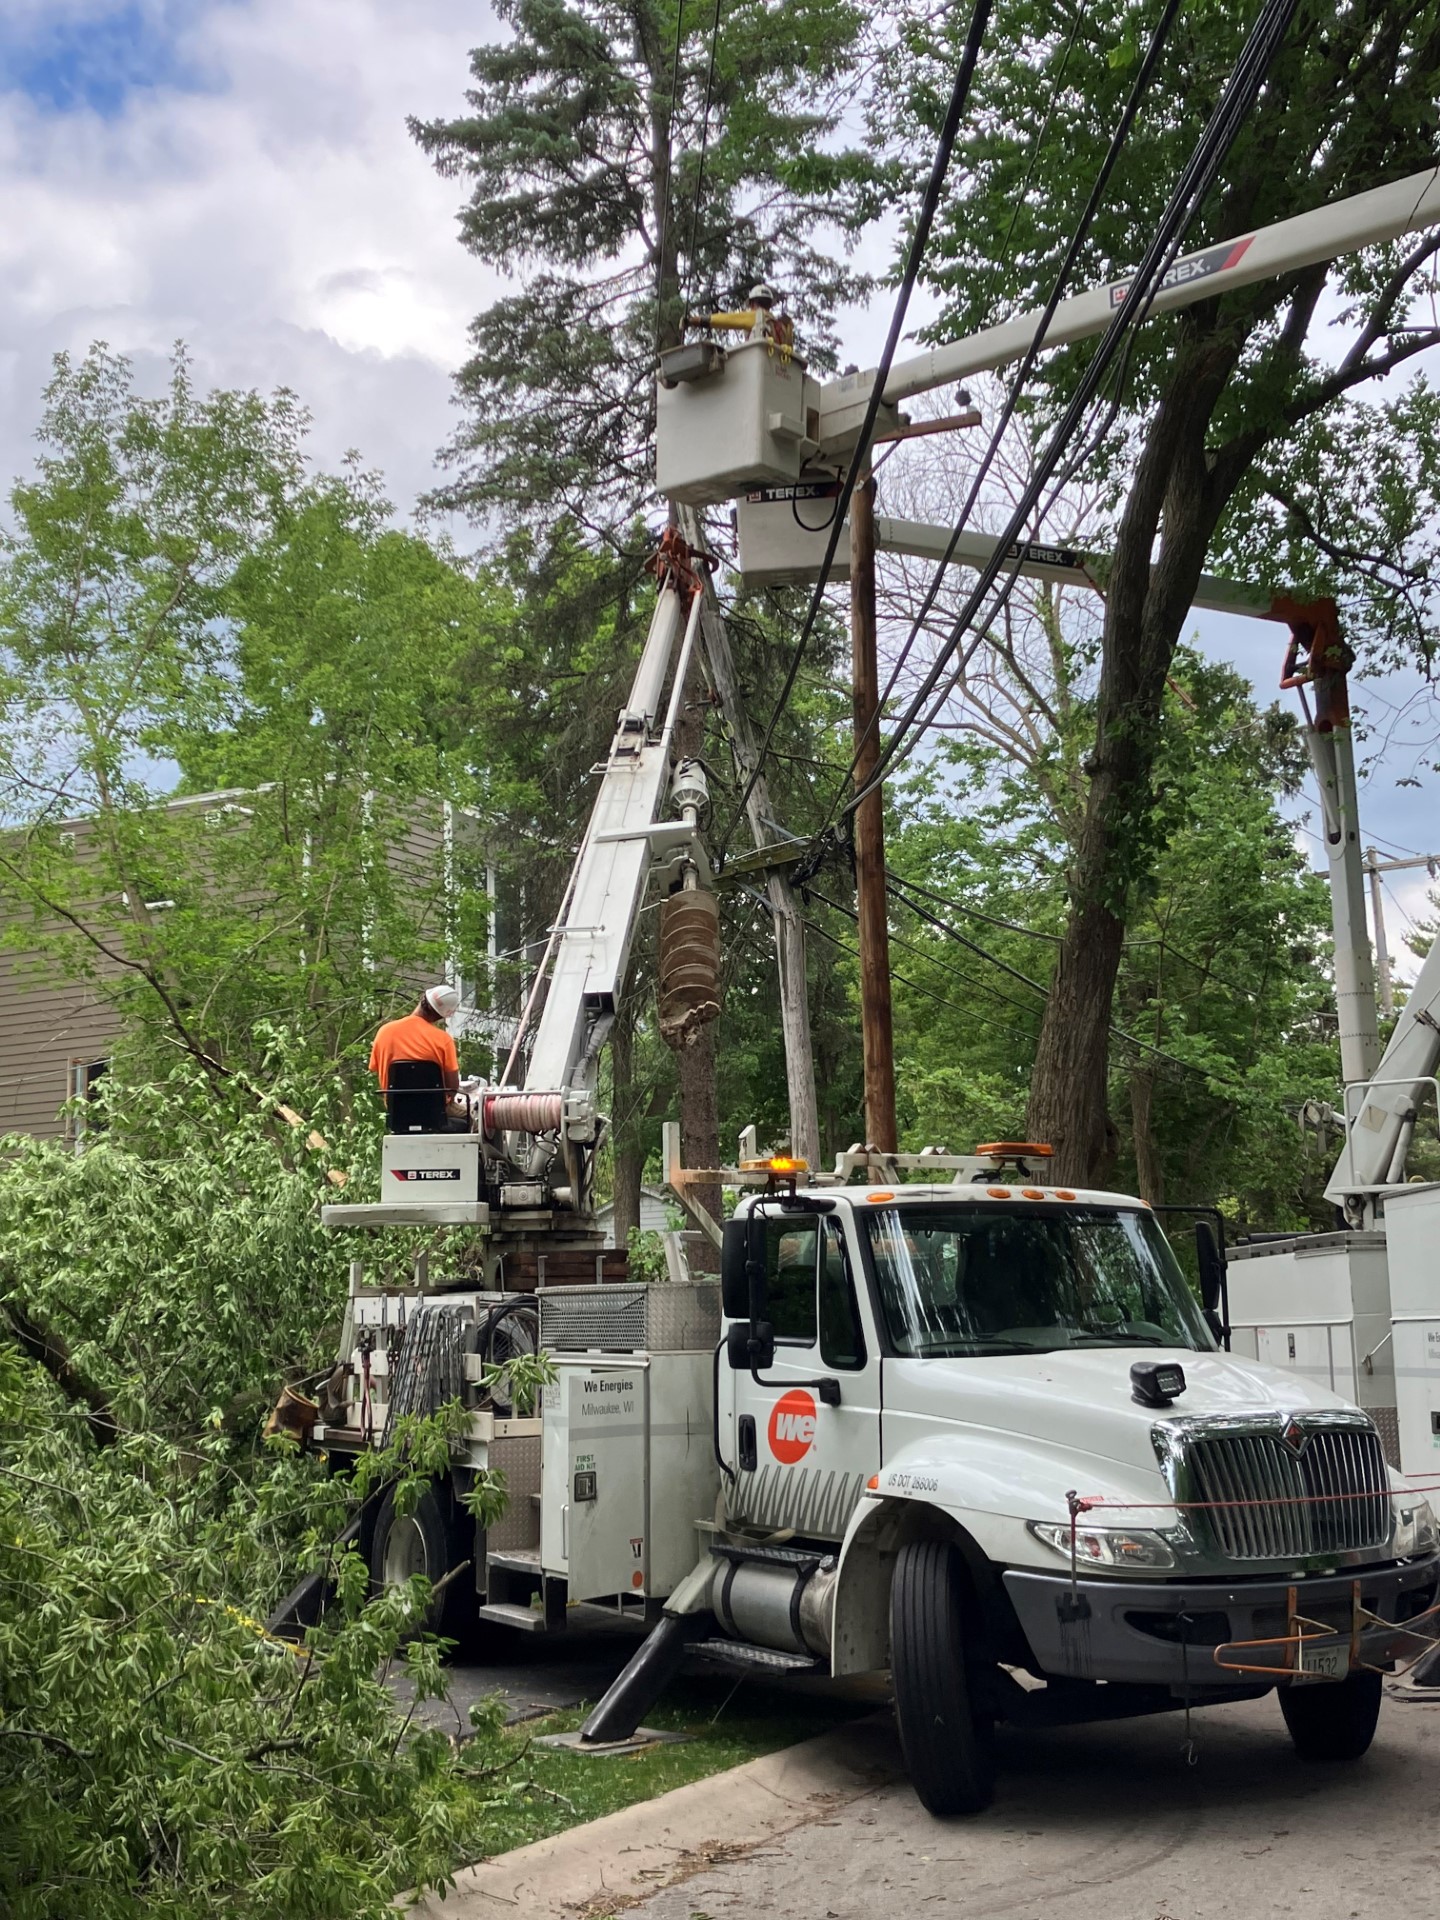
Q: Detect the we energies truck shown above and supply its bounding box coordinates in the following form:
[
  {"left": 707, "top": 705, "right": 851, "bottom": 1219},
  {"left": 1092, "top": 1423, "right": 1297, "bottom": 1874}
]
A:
[
  {"left": 312, "top": 1147, "right": 1440, "bottom": 1816},
  {"left": 301, "top": 520, "right": 1440, "bottom": 1814}
]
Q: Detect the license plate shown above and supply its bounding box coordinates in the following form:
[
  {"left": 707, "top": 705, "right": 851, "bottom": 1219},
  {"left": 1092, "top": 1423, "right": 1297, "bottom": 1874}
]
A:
[{"left": 1296, "top": 1640, "right": 1350, "bottom": 1681}]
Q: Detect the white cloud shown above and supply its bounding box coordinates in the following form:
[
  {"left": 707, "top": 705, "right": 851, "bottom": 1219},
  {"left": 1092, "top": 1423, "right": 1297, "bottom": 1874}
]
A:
[{"left": 0, "top": 0, "right": 501, "bottom": 522}]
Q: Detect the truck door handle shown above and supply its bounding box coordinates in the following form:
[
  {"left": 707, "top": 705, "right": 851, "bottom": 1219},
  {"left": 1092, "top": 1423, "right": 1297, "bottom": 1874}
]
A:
[{"left": 738, "top": 1415, "right": 757, "bottom": 1472}]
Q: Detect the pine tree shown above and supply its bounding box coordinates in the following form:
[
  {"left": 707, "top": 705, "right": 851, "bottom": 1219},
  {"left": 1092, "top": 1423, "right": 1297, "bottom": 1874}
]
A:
[{"left": 409, "top": 0, "right": 882, "bottom": 532}]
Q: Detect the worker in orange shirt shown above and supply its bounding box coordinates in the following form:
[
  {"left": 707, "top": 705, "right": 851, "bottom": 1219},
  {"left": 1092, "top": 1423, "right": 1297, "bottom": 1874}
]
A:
[{"left": 369, "top": 984, "right": 468, "bottom": 1128}]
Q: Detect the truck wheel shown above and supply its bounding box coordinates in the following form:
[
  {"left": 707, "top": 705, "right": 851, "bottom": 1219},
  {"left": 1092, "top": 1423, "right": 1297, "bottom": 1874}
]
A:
[
  {"left": 1279, "top": 1672, "right": 1382, "bottom": 1762},
  {"left": 369, "top": 1480, "right": 475, "bottom": 1648},
  {"left": 891, "top": 1538, "right": 997, "bottom": 1815}
]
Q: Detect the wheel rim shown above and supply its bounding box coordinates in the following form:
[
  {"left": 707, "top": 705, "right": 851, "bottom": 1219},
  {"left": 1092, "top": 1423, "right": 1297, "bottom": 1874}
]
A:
[{"left": 381, "top": 1513, "right": 429, "bottom": 1587}]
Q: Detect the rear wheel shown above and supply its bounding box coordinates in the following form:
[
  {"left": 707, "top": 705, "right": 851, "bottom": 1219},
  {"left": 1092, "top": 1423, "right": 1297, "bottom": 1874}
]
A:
[
  {"left": 368, "top": 1479, "right": 475, "bottom": 1648},
  {"left": 1279, "top": 1672, "right": 1383, "bottom": 1762},
  {"left": 891, "top": 1539, "right": 997, "bottom": 1815}
]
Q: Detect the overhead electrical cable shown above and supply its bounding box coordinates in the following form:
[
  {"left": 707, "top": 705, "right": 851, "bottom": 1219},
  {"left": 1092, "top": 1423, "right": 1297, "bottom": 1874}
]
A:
[
  {"left": 802, "top": 884, "right": 1043, "bottom": 1027},
  {"left": 716, "top": 0, "right": 995, "bottom": 860},
  {"left": 683, "top": 0, "right": 725, "bottom": 309},
  {"left": 888, "top": 874, "right": 1247, "bottom": 1085},
  {"left": 837, "top": 0, "right": 1304, "bottom": 827},
  {"left": 651, "top": 0, "right": 688, "bottom": 358},
  {"left": 840, "top": 0, "right": 1184, "bottom": 803},
  {"left": 894, "top": 868, "right": 1263, "bottom": 1001},
  {"left": 891, "top": 870, "right": 1064, "bottom": 942},
  {"left": 885, "top": 875, "right": 1050, "bottom": 999},
  {"left": 800, "top": 911, "right": 1042, "bottom": 1045}
]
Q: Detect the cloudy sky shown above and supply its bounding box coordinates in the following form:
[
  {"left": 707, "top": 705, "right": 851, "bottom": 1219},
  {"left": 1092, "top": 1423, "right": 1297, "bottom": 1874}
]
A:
[{"left": 1, "top": 0, "right": 1434, "bottom": 960}]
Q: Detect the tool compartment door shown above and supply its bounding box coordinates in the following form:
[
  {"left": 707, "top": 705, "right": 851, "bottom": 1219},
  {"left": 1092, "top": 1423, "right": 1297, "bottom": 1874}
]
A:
[{"left": 543, "top": 1359, "right": 649, "bottom": 1602}]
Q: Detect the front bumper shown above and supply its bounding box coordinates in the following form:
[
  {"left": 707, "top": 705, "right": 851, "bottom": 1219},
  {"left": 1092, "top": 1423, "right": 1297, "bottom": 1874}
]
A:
[{"left": 1003, "top": 1552, "right": 1440, "bottom": 1688}]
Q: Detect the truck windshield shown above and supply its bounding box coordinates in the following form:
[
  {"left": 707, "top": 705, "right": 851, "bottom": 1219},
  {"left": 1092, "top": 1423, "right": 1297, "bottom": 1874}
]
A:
[{"left": 862, "top": 1204, "right": 1215, "bottom": 1358}]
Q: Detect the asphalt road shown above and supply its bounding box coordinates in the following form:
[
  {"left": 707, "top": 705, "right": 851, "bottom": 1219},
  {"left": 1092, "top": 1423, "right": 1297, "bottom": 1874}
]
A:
[{"left": 623, "top": 1679, "right": 1440, "bottom": 1920}]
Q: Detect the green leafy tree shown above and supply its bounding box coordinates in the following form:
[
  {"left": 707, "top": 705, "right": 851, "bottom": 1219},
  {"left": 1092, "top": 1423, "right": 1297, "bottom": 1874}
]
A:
[
  {"left": 884, "top": 646, "right": 1337, "bottom": 1229},
  {"left": 409, "top": 0, "right": 881, "bottom": 528},
  {"left": 0, "top": 346, "right": 496, "bottom": 1081},
  {"left": 0, "top": 1055, "right": 530, "bottom": 1918},
  {"left": 893, "top": 0, "right": 1440, "bottom": 1181}
]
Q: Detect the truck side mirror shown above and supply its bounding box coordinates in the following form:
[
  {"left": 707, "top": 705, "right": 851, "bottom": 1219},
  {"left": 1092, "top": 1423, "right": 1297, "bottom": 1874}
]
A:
[
  {"left": 721, "top": 1218, "right": 750, "bottom": 1317},
  {"left": 725, "top": 1319, "right": 775, "bottom": 1371},
  {"left": 1195, "top": 1220, "right": 1225, "bottom": 1312},
  {"left": 1195, "top": 1220, "right": 1227, "bottom": 1343}
]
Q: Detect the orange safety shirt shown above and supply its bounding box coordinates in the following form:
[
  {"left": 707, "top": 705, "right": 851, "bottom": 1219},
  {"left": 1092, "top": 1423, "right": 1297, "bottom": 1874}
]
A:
[{"left": 369, "top": 1011, "right": 459, "bottom": 1091}]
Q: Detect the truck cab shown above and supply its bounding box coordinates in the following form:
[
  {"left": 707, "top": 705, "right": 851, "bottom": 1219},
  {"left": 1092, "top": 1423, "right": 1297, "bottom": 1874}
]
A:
[{"left": 682, "top": 1175, "right": 1440, "bottom": 1812}]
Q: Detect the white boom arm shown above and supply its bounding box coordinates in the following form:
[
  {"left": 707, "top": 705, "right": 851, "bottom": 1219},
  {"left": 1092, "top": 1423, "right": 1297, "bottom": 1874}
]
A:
[
  {"left": 657, "top": 164, "right": 1440, "bottom": 504},
  {"left": 1327, "top": 932, "right": 1440, "bottom": 1210},
  {"left": 520, "top": 557, "right": 703, "bottom": 1104},
  {"left": 818, "top": 166, "right": 1440, "bottom": 449}
]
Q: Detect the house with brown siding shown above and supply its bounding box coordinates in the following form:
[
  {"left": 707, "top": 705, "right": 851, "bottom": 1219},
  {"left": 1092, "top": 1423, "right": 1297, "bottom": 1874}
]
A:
[{"left": 0, "top": 788, "right": 511, "bottom": 1143}]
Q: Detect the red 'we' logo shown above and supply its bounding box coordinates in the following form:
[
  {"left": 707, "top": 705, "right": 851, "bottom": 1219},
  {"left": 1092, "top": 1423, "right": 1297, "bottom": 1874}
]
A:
[{"left": 768, "top": 1388, "right": 817, "bottom": 1465}]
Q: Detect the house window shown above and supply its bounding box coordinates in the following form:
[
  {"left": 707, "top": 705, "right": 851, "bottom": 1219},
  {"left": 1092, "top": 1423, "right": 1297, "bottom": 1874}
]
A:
[{"left": 65, "top": 1059, "right": 107, "bottom": 1149}]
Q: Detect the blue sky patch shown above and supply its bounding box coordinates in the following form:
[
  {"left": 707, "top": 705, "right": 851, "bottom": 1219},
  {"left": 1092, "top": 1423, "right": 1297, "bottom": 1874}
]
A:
[{"left": 0, "top": 2, "right": 228, "bottom": 118}]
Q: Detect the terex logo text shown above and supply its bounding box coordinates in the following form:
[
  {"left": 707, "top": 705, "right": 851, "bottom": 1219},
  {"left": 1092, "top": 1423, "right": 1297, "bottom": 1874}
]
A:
[{"left": 768, "top": 1388, "right": 817, "bottom": 1464}]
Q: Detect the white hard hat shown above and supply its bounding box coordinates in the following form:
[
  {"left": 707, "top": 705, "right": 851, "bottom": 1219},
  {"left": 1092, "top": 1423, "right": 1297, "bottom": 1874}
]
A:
[
  {"left": 749, "top": 282, "right": 777, "bottom": 308},
  {"left": 424, "top": 983, "right": 461, "bottom": 1019}
]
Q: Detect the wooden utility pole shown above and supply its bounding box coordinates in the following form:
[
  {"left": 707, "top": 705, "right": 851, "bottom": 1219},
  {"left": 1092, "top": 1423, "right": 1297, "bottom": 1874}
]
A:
[
  {"left": 677, "top": 506, "right": 822, "bottom": 1167},
  {"left": 850, "top": 473, "right": 896, "bottom": 1153}
]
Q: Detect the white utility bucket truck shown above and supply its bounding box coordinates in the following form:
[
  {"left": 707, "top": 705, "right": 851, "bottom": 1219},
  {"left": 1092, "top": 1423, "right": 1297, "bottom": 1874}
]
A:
[{"left": 300, "top": 166, "right": 1440, "bottom": 1815}]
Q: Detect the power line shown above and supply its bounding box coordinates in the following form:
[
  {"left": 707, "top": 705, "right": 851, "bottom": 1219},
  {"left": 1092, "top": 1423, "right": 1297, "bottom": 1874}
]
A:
[
  {"left": 651, "top": 0, "right": 688, "bottom": 357},
  {"left": 683, "top": 0, "right": 725, "bottom": 311},
  {"left": 807, "top": 881, "right": 1043, "bottom": 1022},
  {"left": 886, "top": 871, "right": 1247, "bottom": 1087},
  {"left": 797, "top": 902, "right": 1042, "bottom": 1046},
  {"left": 838, "top": 0, "right": 1184, "bottom": 807},
  {"left": 716, "top": 0, "right": 995, "bottom": 860},
  {"left": 889, "top": 870, "right": 1063, "bottom": 943},
  {"left": 838, "top": 0, "right": 1304, "bottom": 825},
  {"left": 892, "top": 871, "right": 1267, "bottom": 1004},
  {"left": 886, "top": 873, "right": 1049, "bottom": 1000}
]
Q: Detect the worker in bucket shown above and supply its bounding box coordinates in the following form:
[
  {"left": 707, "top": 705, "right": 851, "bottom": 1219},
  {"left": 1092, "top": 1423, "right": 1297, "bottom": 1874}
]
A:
[{"left": 369, "top": 984, "right": 470, "bottom": 1130}]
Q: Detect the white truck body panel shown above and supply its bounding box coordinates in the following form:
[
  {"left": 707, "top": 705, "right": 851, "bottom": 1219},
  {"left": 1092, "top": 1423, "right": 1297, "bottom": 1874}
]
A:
[
  {"left": 541, "top": 1357, "right": 648, "bottom": 1600},
  {"left": 1381, "top": 1186, "right": 1440, "bottom": 1481}
]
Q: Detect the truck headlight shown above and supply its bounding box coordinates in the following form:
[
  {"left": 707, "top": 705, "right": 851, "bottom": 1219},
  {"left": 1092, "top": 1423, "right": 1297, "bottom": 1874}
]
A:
[
  {"left": 1392, "top": 1499, "right": 1439, "bottom": 1560},
  {"left": 1029, "top": 1520, "right": 1177, "bottom": 1572}
]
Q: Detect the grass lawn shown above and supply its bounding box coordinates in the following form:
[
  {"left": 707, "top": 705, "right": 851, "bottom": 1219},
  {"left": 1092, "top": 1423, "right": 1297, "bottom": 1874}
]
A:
[{"left": 463, "top": 1673, "right": 873, "bottom": 1858}]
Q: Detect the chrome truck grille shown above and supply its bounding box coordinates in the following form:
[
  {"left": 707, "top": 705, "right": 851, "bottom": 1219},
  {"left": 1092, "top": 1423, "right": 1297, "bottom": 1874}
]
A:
[{"left": 1182, "top": 1421, "right": 1389, "bottom": 1561}]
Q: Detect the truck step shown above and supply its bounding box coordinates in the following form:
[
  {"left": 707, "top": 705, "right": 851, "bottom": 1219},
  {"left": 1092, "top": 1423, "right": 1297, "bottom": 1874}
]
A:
[
  {"left": 692, "top": 1638, "right": 822, "bottom": 1674},
  {"left": 710, "top": 1542, "right": 828, "bottom": 1573},
  {"left": 486, "top": 1548, "right": 542, "bottom": 1574},
  {"left": 476, "top": 1601, "right": 549, "bottom": 1632}
]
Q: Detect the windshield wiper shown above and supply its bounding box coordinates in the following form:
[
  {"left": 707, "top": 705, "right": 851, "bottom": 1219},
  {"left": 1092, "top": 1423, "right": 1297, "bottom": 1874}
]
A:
[
  {"left": 915, "top": 1337, "right": 1033, "bottom": 1357},
  {"left": 1069, "top": 1330, "right": 1168, "bottom": 1347}
]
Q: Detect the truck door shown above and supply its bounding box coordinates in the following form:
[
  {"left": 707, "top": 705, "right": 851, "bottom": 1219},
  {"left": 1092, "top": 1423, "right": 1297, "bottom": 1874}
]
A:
[{"left": 725, "top": 1208, "right": 881, "bottom": 1541}]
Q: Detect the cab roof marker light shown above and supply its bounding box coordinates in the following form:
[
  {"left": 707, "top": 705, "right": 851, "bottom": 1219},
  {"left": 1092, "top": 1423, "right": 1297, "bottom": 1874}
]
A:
[
  {"left": 1021, "top": 1187, "right": 1045, "bottom": 1199},
  {"left": 1056, "top": 1188, "right": 1077, "bottom": 1201},
  {"left": 986, "top": 1186, "right": 1011, "bottom": 1199},
  {"left": 867, "top": 1190, "right": 895, "bottom": 1203}
]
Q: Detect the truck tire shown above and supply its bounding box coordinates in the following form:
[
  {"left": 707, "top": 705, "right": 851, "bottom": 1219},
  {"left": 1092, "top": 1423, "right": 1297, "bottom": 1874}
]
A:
[
  {"left": 368, "top": 1480, "right": 475, "bottom": 1648},
  {"left": 1279, "top": 1672, "right": 1382, "bottom": 1762},
  {"left": 891, "top": 1538, "right": 997, "bottom": 1815}
]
